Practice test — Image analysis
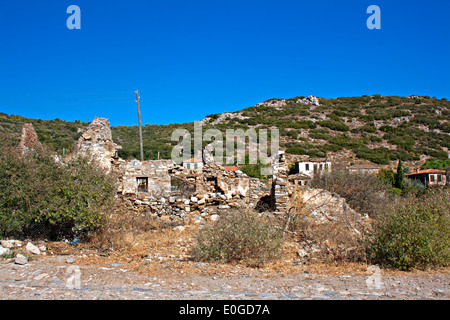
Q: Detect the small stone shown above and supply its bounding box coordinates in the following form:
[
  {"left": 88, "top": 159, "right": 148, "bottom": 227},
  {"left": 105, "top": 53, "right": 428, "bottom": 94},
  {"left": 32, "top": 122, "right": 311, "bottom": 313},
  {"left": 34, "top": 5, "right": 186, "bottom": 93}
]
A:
[
  {"left": 193, "top": 216, "right": 202, "bottom": 224},
  {"left": 173, "top": 226, "right": 185, "bottom": 232},
  {"left": 34, "top": 273, "right": 49, "bottom": 280},
  {"left": 1, "top": 240, "right": 14, "bottom": 248},
  {"left": 26, "top": 242, "right": 41, "bottom": 255},
  {"left": 190, "top": 197, "right": 198, "bottom": 203},
  {"left": 66, "top": 257, "right": 76, "bottom": 264},
  {"left": 159, "top": 215, "right": 171, "bottom": 224},
  {"left": 0, "top": 246, "right": 11, "bottom": 256},
  {"left": 15, "top": 254, "right": 28, "bottom": 265},
  {"left": 210, "top": 214, "right": 220, "bottom": 221}
]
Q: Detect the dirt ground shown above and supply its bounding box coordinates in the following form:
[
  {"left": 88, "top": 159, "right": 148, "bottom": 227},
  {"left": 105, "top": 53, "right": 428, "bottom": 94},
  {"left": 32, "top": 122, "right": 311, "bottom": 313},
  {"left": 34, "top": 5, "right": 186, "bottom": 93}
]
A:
[{"left": 1, "top": 225, "right": 449, "bottom": 300}]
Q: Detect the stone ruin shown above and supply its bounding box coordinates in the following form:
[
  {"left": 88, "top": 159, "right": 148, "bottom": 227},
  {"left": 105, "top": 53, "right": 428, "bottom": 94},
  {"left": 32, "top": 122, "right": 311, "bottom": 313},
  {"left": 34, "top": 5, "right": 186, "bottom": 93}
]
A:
[
  {"left": 256, "top": 96, "right": 320, "bottom": 110},
  {"left": 17, "top": 123, "right": 42, "bottom": 154},
  {"left": 74, "top": 117, "right": 271, "bottom": 223},
  {"left": 14, "top": 117, "right": 369, "bottom": 258},
  {"left": 73, "top": 117, "right": 369, "bottom": 242},
  {"left": 76, "top": 117, "right": 122, "bottom": 171}
]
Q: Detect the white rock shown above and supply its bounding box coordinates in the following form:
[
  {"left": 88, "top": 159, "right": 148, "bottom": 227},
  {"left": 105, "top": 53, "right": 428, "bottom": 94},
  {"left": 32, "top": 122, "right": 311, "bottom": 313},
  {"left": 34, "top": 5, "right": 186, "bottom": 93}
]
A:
[
  {"left": 66, "top": 257, "right": 76, "bottom": 264},
  {"left": 1, "top": 240, "right": 14, "bottom": 248},
  {"left": 15, "top": 254, "right": 28, "bottom": 265},
  {"left": 0, "top": 246, "right": 11, "bottom": 256},
  {"left": 198, "top": 198, "right": 206, "bottom": 205},
  {"left": 26, "top": 242, "right": 41, "bottom": 255},
  {"left": 210, "top": 214, "right": 220, "bottom": 222},
  {"left": 173, "top": 226, "right": 185, "bottom": 232},
  {"left": 190, "top": 197, "right": 198, "bottom": 203}
]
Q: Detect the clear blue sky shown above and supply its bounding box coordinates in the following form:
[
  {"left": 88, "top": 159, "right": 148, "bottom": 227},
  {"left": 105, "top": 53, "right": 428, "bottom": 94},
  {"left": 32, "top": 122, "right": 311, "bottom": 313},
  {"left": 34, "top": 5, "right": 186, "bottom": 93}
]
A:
[{"left": 0, "top": 0, "right": 449, "bottom": 126}]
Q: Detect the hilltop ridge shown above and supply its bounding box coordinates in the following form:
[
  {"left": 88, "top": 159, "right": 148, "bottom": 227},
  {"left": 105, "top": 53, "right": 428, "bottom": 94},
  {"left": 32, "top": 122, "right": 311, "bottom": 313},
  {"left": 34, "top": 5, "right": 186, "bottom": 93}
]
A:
[{"left": 1, "top": 94, "right": 449, "bottom": 170}]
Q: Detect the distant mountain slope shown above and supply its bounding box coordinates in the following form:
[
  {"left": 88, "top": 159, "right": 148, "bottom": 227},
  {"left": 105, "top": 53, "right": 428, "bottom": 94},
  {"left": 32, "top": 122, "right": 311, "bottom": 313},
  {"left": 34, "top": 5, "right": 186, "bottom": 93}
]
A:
[
  {"left": 203, "top": 95, "right": 450, "bottom": 166},
  {"left": 1, "top": 95, "right": 449, "bottom": 167}
]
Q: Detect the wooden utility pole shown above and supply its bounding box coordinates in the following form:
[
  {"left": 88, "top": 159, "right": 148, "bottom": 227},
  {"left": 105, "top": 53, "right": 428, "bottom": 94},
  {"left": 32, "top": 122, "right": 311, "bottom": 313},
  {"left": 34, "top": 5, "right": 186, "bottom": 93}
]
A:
[{"left": 135, "top": 90, "right": 144, "bottom": 162}]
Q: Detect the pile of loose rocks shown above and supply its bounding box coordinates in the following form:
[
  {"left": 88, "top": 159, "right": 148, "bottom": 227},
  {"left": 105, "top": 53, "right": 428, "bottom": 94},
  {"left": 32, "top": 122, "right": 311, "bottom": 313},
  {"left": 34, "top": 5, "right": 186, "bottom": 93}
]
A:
[
  {"left": 0, "top": 240, "right": 47, "bottom": 266},
  {"left": 118, "top": 163, "right": 271, "bottom": 224}
]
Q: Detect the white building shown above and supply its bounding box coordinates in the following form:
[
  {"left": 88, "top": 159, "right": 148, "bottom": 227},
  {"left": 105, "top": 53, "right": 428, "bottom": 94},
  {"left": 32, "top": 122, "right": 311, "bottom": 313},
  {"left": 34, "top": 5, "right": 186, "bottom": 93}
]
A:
[
  {"left": 182, "top": 158, "right": 204, "bottom": 171},
  {"left": 296, "top": 159, "right": 331, "bottom": 177}
]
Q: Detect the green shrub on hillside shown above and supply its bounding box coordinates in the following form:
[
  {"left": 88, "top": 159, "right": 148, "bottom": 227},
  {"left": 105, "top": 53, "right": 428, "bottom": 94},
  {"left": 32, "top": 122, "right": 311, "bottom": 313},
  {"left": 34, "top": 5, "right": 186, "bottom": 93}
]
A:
[
  {"left": 318, "top": 120, "right": 350, "bottom": 132},
  {"left": 367, "top": 190, "right": 450, "bottom": 270},
  {"left": 0, "top": 137, "right": 116, "bottom": 240},
  {"left": 421, "top": 159, "right": 450, "bottom": 170}
]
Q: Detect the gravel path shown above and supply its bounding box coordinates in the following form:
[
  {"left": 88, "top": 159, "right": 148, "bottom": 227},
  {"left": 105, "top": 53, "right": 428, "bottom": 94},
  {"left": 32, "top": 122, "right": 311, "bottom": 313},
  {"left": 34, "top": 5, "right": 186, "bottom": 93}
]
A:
[{"left": 1, "top": 255, "right": 448, "bottom": 300}]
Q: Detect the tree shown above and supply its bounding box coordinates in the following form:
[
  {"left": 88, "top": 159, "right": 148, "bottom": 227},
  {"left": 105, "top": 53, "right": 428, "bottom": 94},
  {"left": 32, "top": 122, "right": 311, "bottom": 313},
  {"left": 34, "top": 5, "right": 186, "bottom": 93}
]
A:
[
  {"left": 394, "top": 160, "right": 405, "bottom": 190},
  {"left": 379, "top": 168, "right": 395, "bottom": 186}
]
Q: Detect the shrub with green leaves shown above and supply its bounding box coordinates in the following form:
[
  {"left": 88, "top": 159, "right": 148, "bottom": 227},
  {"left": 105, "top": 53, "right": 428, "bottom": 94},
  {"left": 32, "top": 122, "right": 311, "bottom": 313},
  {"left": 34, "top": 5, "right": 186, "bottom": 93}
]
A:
[
  {"left": 193, "top": 211, "right": 284, "bottom": 266},
  {"left": 367, "top": 190, "right": 450, "bottom": 270},
  {"left": 0, "top": 137, "right": 116, "bottom": 240},
  {"left": 318, "top": 120, "right": 350, "bottom": 132}
]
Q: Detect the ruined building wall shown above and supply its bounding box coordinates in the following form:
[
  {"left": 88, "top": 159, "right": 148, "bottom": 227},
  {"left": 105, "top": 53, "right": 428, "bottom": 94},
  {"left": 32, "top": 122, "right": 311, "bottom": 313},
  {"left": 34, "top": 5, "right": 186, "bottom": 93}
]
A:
[
  {"left": 114, "top": 158, "right": 174, "bottom": 196},
  {"left": 76, "top": 117, "right": 121, "bottom": 171}
]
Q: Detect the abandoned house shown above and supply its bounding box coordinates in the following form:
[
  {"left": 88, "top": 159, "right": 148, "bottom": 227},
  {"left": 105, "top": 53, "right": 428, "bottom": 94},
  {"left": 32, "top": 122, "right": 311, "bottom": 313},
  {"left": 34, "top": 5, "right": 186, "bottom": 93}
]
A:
[
  {"left": 406, "top": 169, "right": 448, "bottom": 187},
  {"left": 347, "top": 164, "right": 380, "bottom": 175},
  {"left": 74, "top": 117, "right": 273, "bottom": 215},
  {"left": 296, "top": 158, "right": 331, "bottom": 178},
  {"left": 182, "top": 158, "right": 204, "bottom": 171},
  {"left": 288, "top": 173, "right": 312, "bottom": 186}
]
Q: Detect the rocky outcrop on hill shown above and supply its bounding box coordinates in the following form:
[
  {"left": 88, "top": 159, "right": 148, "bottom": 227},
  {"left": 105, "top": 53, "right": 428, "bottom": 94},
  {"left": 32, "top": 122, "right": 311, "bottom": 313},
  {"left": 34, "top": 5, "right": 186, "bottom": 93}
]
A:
[{"left": 17, "top": 123, "right": 41, "bottom": 154}]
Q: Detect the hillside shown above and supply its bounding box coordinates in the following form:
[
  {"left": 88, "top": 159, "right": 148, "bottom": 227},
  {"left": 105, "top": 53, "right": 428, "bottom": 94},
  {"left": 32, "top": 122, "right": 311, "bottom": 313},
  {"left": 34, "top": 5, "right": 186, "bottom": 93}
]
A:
[{"left": 1, "top": 95, "right": 449, "bottom": 169}]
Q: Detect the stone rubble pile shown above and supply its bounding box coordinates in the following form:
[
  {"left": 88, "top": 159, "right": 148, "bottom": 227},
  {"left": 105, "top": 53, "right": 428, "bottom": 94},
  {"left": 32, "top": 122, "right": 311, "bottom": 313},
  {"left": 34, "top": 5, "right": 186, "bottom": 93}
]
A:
[
  {"left": 119, "top": 163, "right": 270, "bottom": 224},
  {"left": 297, "top": 95, "right": 320, "bottom": 106},
  {"left": 0, "top": 240, "right": 48, "bottom": 265}
]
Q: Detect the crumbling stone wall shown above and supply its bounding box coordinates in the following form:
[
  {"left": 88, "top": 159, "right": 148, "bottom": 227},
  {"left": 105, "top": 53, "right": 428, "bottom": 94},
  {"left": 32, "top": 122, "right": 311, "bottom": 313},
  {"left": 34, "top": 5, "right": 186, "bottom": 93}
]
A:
[
  {"left": 75, "top": 117, "right": 276, "bottom": 220},
  {"left": 114, "top": 158, "right": 174, "bottom": 196},
  {"left": 76, "top": 117, "right": 121, "bottom": 171},
  {"left": 18, "top": 123, "right": 41, "bottom": 154}
]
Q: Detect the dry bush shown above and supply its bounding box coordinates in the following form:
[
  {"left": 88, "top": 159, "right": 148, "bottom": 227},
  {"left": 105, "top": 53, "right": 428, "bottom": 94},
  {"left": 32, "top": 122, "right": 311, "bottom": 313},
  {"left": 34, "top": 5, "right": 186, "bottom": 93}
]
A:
[
  {"left": 310, "top": 168, "right": 391, "bottom": 217},
  {"left": 88, "top": 201, "right": 164, "bottom": 252},
  {"left": 192, "top": 210, "right": 284, "bottom": 267},
  {"left": 285, "top": 188, "right": 368, "bottom": 263}
]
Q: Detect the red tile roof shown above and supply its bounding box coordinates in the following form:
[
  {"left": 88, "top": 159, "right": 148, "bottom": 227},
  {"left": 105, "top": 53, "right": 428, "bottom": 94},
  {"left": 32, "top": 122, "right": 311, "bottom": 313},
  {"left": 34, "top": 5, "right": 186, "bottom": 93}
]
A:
[
  {"left": 223, "top": 166, "right": 239, "bottom": 172},
  {"left": 182, "top": 158, "right": 202, "bottom": 163},
  {"left": 406, "top": 169, "right": 446, "bottom": 176}
]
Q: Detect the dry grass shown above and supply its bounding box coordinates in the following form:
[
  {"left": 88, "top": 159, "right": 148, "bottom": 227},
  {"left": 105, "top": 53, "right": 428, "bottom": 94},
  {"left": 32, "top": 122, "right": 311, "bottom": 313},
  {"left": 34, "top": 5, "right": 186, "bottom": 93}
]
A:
[{"left": 36, "top": 204, "right": 450, "bottom": 279}]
